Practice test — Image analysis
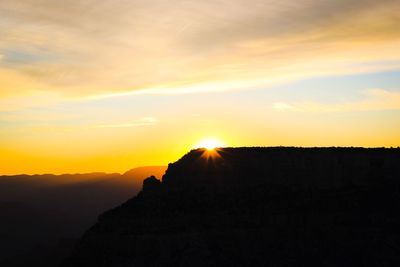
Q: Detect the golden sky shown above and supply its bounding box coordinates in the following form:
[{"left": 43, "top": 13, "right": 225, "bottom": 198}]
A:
[{"left": 0, "top": 0, "right": 400, "bottom": 174}]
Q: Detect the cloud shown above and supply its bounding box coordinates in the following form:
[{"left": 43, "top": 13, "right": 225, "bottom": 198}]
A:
[
  {"left": 273, "top": 88, "right": 400, "bottom": 112},
  {"left": 0, "top": 0, "right": 400, "bottom": 97},
  {"left": 93, "top": 117, "right": 158, "bottom": 129},
  {"left": 273, "top": 102, "right": 299, "bottom": 111}
]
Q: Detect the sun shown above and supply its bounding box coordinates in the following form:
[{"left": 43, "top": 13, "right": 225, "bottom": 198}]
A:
[{"left": 195, "top": 138, "right": 225, "bottom": 151}]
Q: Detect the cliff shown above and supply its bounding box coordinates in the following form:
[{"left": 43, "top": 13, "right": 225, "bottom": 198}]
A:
[{"left": 63, "top": 147, "right": 400, "bottom": 266}]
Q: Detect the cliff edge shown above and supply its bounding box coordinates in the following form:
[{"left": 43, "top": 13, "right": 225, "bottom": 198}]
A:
[{"left": 63, "top": 147, "right": 400, "bottom": 266}]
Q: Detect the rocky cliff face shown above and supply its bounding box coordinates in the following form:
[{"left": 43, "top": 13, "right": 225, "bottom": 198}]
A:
[{"left": 63, "top": 147, "right": 400, "bottom": 267}]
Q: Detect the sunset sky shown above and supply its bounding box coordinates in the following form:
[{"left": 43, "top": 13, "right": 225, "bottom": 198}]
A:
[{"left": 1, "top": 0, "right": 400, "bottom": 174}]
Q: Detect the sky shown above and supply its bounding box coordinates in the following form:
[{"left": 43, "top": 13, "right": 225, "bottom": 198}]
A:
[{"left": 0, "top": 0, "right": 400, "bottom": 174}]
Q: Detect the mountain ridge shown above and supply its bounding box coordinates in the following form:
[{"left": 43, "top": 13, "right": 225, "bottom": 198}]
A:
[
  {"left": 64, "top": 147, "right": 400, "bottom": 267},
  {"left": 0, "top": 166, "right": 167, "bottom": 267}
]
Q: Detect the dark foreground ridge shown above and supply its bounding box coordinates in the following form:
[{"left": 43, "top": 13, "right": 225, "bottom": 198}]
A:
[{"left": 63, "top": 147, "right": 400, "bottom": 266}]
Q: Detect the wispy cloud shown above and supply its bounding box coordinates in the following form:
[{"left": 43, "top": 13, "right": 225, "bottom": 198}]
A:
[
  {"left": 273, "top": 89, "right": 400, "bottom": 113},
  {"left": 273, "top": 102, "right": 299, "bottom": 112},
  {"left": 0, "top": 0, "right": 399, "bottom": 97},
  {"left": 93, "top": 117, "right": 158, "bottom": 129}
]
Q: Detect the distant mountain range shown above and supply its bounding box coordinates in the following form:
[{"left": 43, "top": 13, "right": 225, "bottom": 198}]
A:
[
  {"left": 0, "top": 166, "right": 166, "bottom": 267},
  {"left": 63, "top": 147, "right": 400, "bottom": 267}
]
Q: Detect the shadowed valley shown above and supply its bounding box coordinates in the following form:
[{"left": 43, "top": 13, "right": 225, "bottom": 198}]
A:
[{"left": 0, "top": 166, "right": 166, "bottom": 267}]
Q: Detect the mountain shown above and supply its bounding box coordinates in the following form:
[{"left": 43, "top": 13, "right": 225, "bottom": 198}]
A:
[
  {"left": 63, "top": 147, "right": 400, "bottom": 267},
  {"left": 0, "top": 166, "right": 166, "bottom": 267}
]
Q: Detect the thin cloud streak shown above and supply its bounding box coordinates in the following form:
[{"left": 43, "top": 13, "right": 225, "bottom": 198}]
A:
[
  {"left": 92, "top": 117, "right": 158, "bottom": 129},
  {"left": 273, "top": 89, "right": 400, "bottom": 113},
  {"left": 0, "top": 0, "right": 399, "bottom": 97}
]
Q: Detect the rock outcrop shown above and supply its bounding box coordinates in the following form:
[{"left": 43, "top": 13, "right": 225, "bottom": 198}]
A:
[
  {"left": 63, "top": 147, "right": 400, "bottom": 267},
  {"left": 142, "top": 175, "right": 161, "bottom": 192}
]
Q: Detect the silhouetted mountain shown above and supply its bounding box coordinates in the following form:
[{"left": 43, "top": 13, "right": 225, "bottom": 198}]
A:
[
  {"left": 0, "top": 166, "right": 166, "bottom": 267},
  {"left": 64, "top": 147, "right": 400, "bottom": 267}
]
